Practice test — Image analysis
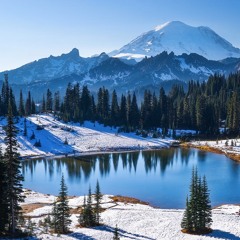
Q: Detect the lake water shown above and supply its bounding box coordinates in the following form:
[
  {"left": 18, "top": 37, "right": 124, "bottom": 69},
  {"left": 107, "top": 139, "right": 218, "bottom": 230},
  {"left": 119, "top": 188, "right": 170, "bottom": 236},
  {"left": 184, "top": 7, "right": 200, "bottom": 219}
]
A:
[{"left": 22, "top": 148, "right": 240, "bottom": 208}]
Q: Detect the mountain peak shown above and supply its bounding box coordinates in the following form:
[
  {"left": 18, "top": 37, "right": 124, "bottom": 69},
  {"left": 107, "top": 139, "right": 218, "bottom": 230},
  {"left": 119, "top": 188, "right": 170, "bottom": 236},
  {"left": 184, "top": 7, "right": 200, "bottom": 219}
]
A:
[
  {"left": 68, "top": 48, "right": 80, "bottom": 57},
  {"left": 154, "top": 21, "right": 187, "bottom": 31},
  {"left": 111, "top": 21, "right": 240, "bottom": 61}
]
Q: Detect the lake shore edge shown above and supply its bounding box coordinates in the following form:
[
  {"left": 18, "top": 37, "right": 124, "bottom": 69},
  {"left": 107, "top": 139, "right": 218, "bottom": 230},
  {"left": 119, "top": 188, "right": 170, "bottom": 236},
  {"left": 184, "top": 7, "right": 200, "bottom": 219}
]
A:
[{"left": 181, "top": 142, "right": 240, "bottom": 162}]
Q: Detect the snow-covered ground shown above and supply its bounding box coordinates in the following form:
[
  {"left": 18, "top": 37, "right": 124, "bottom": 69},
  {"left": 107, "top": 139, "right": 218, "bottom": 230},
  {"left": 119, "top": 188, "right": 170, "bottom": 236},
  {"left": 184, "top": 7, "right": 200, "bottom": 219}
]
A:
[
  {"left": 190, "top": 138, "right": 240, "bottom": 160},
  {"left": 1, "top": 115, "right": 240, "bottom": 239},
  {"left": 20, "top": 189, "right": 240, "bottom": 240},
  {"left": 0, "top": 114, "right": 173, "bottom": 158}
]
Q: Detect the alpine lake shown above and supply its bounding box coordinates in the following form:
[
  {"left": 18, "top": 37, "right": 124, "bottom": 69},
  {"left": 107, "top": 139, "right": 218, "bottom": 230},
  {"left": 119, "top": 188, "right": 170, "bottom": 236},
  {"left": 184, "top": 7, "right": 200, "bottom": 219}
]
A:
[{"left": 22, "top": 148, "right": 240, "bottom": 209}]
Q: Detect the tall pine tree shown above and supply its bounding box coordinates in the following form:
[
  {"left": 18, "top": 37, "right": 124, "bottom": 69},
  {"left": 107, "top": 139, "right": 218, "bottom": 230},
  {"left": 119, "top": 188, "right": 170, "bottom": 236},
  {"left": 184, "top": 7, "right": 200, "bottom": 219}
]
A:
[
  {"left": 94, "top": 180, "right": 102, "bottom": 225},
  {"left": 4, "top": 100, "right": 25, "bottom": 235},
  {"left": 0, "top": 147, "right": 8, "bottom": 232},
  {"left": 181, "top": 168, "right": 212, "bottom": 234},
  {"left": 54, "top": 174, "right": 71, "bottom": 234}
]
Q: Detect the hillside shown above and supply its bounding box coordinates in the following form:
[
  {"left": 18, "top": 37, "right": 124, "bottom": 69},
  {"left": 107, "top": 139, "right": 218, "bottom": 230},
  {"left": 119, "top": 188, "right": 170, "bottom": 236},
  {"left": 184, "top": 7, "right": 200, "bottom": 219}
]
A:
[{"left": 0, "top": 114, "right": 171, "bottom": 158}]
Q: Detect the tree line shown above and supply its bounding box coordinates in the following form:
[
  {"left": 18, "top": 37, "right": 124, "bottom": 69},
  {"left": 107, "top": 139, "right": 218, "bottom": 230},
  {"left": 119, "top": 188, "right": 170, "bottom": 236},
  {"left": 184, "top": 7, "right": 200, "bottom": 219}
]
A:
[
  {"left": 57, "top": 72, "right": 240, "bottom": 137},
  {"left": 1, "top": 72, "right": 240, "bottom": 137}
]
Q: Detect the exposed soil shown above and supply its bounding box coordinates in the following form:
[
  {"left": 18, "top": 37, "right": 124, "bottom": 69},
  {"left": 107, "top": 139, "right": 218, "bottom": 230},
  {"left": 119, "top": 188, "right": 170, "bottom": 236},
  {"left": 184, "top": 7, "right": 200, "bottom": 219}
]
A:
[
  {"left": 22, "top": 203, "right": 47, "bottom": 214},
  {"left": 110, "top": 195, "right": 149, "bottom": 205}
]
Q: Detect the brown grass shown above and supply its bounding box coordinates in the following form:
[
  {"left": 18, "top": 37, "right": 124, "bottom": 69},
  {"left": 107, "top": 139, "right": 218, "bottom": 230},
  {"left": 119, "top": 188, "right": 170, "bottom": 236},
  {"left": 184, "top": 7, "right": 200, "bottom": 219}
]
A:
[
  {"left": 21, "top": 203, "right": 46, "bottom": 214},
  {"left": 181, "top": 143, "right": 224, "bottom": 155},
  {"left": 227, "top": 153, "right": 240, "bottom": 162},
  {"left": 182, "top": 142, "right": 240, "bottom": 163},
  {"left": 70, "top": 207, "right": 82, "bottom": 214},
  {"left": 110, "top": 195, "right": 149, "bottom": 205}
]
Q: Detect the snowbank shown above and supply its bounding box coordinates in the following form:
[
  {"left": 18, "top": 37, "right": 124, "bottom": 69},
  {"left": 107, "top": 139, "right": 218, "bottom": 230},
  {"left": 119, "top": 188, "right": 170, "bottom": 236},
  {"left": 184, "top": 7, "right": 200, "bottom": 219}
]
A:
[{"left": 20, "top": 189, "right": 240, "bottom": 240}]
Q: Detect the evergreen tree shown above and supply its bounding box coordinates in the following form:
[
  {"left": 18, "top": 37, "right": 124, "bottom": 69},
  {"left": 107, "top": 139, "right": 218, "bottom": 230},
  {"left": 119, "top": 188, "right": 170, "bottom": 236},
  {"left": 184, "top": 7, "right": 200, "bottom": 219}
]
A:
[
  {"left": 23, "top": 118, "right": 27, "bottom": 137},
  {"left": 181, "top": 168, "right": 212, "bottom": 234},
  {"left": 110, "top": 90, "right": 119, "bottom": 127},
  {"left": 79, "top": 187, "right": 96, "bottom": 227},
  {"left": 41, "top": 95, "right": 46, "bottom": 113},
  {"left": 25, "top": 91, "right": 32, "bottom": 116},
  {"left": 181, "top": 196, "right": 192, "bottom": 231},
  {"left": 46, "top": 89, "right": 53, "bottom": 112},
  {"left": 1, "top": 74, "right": 10, "bottom": 115},
  {"left": 9, "top": 89, "right": 18, "bottom": 116},
  {"left": 30, "top": 131, "right": 35, "bottom": 140},
  {"left": 94, "top": 180, "right": 102, "bottom": 225},
  {"left": 31, "top": 99, "right": 36, "bottom": 114},
  {"left": 227, "top": 92, "right": 239, "bottom": 134},
  {"left": 18, "top": 90, "right": 25, "bottom": 117},
  {"left": 201, "top": 176, "right": 212, "bottom": 228},
  {"left": 196, "top": 96, "right": 207, "bottom": 134},
  {"left": 54, "top": 174, "right": 71, "bottom": 234},
  {"left": 0, "top": 147, "right": 8, "bottom": 232},
  {"left": 97, "top": 87, "right": 104, "bottom": 122},
  {"left": 119, "top": 95, "right": 127, "bottom": 127},
  {"left": 129, "top": 92, "right": 140, "bottom": 129},
  {"left": 159, "top": 87, "right": 168, "bottom": 129},
  {"left": 4, "top": 100, "right": 25, "bottom": 235},
  {"left": 102, "top": 88, "right": 110, "bottom": 122},
  {"left": 78, "top": 196, "right": 87, "bottom": 226},
  {"left": 80, "top": 86, "right": 92, "bottom": 121},
  {"left": 51, "top": 200, "right": 58, "bottom": 232},
  {"left": 113, "top": 225, "right": 120, "bottom": 240},
  {"left": 54, "top": 91, "right": 60, "bottom": 113}
]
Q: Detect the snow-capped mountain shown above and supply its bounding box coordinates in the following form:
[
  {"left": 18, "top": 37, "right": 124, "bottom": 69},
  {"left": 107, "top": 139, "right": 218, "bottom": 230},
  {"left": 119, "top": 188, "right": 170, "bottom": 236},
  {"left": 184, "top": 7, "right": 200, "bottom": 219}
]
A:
[
  {"left": 110, "top": 21, "right": 240, "bottom": 61},
  {"left": 1, "top": 21, "right": 240, "bottom": 100},
  {"left": 80, "top": 51, "right": 239, "bottom": 92},
  {"left": 9, "top": 51, "right": 240, "bottom": 101},
  {"left": 0, "top": 48, "right": 109, "bottom": 84}
]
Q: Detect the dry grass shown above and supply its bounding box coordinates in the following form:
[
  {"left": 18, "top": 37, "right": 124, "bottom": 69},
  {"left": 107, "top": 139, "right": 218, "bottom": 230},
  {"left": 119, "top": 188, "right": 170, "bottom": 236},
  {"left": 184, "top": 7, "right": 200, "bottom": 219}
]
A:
[
  {"left": 181, "top": 143, "right": 224, "bottom": 155},
  {"left": 183, "top": 142, "right": 240, "bottom": 163},
  {"left": 70, "top": 207, "right": 82, "bottom": 214},
  {"left": 21, "top": 203, "right": 46, "bottom": 214},
  {"left": 110, "top": 195, "right": 149, "bottom": 205},
  {"left": 194, "top": 145, "right": 224, "bottom": 155},
  {"left": 227, "top": 153, "right": 240, "bottom": 162}
]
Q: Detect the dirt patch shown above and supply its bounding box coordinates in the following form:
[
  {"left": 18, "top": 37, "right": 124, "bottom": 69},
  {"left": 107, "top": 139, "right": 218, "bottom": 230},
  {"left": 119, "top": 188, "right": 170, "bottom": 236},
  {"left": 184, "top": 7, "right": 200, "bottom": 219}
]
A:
[
  {"left": 22, "top": 203, "right": 47, "bottom": 214},
  {"left": 110, "top": 195, "right": 149, "bottom": 205},
  {"left": 70, "top": 207, "right": 82, "bottom": 214}
]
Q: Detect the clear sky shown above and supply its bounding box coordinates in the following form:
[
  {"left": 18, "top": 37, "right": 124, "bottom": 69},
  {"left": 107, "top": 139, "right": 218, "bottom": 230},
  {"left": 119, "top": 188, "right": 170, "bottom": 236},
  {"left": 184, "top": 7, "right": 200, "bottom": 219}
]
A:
[{"left": 0, "top": 0, "right": 239, "bottom": 71}]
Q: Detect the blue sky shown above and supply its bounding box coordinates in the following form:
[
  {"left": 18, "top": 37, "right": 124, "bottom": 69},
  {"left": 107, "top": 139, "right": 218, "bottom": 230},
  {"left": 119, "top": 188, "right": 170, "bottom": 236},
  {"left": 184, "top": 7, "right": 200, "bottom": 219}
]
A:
[{"left": 0, "top": 0, "right": 239, "bottom": 71}]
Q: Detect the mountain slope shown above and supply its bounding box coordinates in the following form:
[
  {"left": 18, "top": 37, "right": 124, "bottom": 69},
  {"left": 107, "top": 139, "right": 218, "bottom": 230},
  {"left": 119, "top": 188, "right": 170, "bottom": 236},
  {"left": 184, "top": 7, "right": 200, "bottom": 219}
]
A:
[
  {"left": 0, "top": 49, "right": 109, "bottom": 84},
  {"left": 14, "top": 51, "right": 239, "bottom": 100},
  {"left": 111, "top": 21, "right": 240, "bottom": 61}
]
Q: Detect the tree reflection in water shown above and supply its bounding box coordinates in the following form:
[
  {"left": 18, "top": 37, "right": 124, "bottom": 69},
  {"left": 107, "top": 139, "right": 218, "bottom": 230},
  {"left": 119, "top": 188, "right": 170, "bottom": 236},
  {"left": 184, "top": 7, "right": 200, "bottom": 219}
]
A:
[
  {"left": 22, "top": 149, "right": 196, "bottom": 181},
  {"left": 21, "top": 148, "right": 240, "bottom": 208}
]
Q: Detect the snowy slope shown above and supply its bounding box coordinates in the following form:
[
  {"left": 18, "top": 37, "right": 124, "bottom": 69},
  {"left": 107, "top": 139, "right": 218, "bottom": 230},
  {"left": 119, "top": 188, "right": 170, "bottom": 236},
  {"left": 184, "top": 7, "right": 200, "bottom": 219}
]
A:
[
  {"left": 20, "top": 189, "right": 240, "bottom": 240},
  {"left": 111, "top": 21, "right": 240, "bottom": 61},
  {"left": 0, "top": 114, "right": 171, "bottom": 158}
]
